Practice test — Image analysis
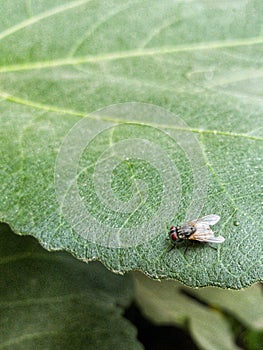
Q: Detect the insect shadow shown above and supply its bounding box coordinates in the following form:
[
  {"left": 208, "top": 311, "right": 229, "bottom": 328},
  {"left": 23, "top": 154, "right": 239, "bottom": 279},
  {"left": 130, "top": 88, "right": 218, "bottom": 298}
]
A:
[{"left": 166, "top": 239, "right": 217, "bottom": 254}]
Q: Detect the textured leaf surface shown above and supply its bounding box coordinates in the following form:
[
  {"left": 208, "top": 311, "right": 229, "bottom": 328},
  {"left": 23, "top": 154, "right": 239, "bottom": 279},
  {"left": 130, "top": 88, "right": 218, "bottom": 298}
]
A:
[
  {"left": 0, "top": 224, "right": 143, "bottom": 350},
  {"left": 0, "top": 0, "right": 262, "bottom": 288},
  {"left": 133, "top": 272, "right": 263, "bottom": 350}
]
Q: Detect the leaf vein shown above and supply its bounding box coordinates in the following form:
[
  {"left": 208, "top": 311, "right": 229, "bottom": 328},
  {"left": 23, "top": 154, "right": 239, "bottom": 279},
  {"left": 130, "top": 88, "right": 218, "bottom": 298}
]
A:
[
  {"left": 1, "top": 91, "right": 261, "bottom": 141},
  {"left": 0, "top": 36, "right": 262, "bottom": 73},
  {"left": 0, "top": 0, "right": 92, "bottom": 41}
]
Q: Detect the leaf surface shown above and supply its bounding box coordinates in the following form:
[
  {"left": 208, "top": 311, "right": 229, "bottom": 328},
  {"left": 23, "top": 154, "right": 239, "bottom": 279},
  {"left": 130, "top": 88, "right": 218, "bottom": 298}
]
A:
[{"left": 0, "top": 0, "right": 262, "bottom": 288}]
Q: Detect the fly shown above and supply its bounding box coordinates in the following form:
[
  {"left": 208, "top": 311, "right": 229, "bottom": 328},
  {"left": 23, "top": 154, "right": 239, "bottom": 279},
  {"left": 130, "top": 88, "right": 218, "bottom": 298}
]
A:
[{"left": 168, "top": 214, "right": 225, "bottom": 252}]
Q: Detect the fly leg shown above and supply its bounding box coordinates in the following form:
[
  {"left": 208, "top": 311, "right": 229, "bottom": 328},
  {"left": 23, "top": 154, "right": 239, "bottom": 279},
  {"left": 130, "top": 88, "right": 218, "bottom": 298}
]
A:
[
  {"left": 168, "top": 243, "right": 176, "bottom": 252},
  {"left": 184, "top": 241, "right": 190, "bottom": 255},
  {"left": 183, "top": 241, "right": 195, "bottom": 254},
  {"left": 168, "top": 239, "right": 183, "bottom": 252},
  {"left": 208, "top": 243, "right": 217, "bottom": 250}
]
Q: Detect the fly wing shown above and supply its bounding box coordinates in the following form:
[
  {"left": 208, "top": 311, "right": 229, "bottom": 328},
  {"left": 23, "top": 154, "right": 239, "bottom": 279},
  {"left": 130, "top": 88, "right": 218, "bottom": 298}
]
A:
[
  {"left": 194, "top": 214, "right": 221, "bottom": 226},
  {"left": 188, "top": 225, "right": 225, "bottom": 243},
  {"left": 186, "top": 214, "right": 224, "bottom": 243},
  {"left": 188, "top": 225, "right": 213, "bottom": 241},
  {"left": 184, "top": 214, "right": 220, "bottom": 227},
  {"left": 204, "top": 235, "right": 225, "bottom": 243}
]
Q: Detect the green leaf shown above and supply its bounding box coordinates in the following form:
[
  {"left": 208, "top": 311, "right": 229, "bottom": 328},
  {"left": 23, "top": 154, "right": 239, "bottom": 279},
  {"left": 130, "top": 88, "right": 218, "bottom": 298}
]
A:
[
  {"left": 243, "top": 329, "right": 263, "bottom": 350},
  {"left": 189, "top": 283, "right": 263, "bottom": 330},
  {"left": 0, "top": 224, "right": 143, "bottom": 350},
  {"left": 133, "top": 272, "right": 263, "bottom": 350},
  {"left": 0, "top": 0, "right": 262, "bottom": 288}
]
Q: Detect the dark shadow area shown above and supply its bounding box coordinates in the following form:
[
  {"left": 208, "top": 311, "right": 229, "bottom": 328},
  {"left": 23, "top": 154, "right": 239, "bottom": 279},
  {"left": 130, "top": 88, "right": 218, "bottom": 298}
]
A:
[{"left": 124, "top": 302, "right": 199, "bottom": 350}]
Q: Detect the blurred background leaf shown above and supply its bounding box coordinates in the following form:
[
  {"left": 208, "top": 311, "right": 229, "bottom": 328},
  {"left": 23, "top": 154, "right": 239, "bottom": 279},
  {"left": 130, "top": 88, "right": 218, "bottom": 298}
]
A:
[
  {"left": 133, "top": 272, "right": 263, "bottom": 350},
  {"left": 0, "top": 223, "right": 143, "bottom": 350}
]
